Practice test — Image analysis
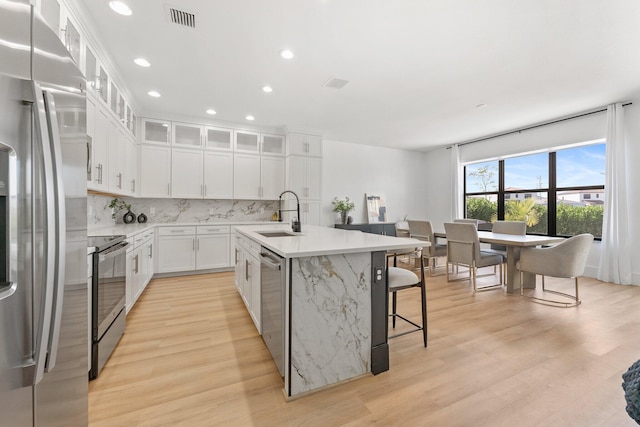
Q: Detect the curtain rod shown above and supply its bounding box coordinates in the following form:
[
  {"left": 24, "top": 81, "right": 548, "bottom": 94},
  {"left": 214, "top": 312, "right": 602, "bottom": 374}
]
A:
[{"left": 447, "top": 102, "right": 633, "bottom": 149}]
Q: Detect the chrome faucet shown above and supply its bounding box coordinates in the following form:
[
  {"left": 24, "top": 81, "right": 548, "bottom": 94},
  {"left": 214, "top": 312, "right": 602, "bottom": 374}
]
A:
[{"left": 278, "top": 190, "right": 301, "bottom": 232}]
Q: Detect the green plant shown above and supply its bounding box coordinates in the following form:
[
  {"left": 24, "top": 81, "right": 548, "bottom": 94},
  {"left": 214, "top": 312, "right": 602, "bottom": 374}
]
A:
[
  {"left": 332, "top": 197, "right": 355, "bottom": 213},
  {"left": 108, "top": 198, "right": 131, "bottom": 220}
]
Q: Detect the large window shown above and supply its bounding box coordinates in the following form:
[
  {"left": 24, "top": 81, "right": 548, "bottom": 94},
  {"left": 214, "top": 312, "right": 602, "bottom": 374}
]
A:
[{"left": 464, "top": 143, "right": 605, "bottom": 238}]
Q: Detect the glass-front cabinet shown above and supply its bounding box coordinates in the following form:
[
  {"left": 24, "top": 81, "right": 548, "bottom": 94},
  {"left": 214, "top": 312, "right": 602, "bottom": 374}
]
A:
[
  {"left": 98, "top": 65, "right": 108, "bottom": 103},
  {"left": 205, "top": 126, "right": 233, "bottom": 151},
  {"left": 262, "top": 134, "right": 285, "bottom": 156},
  {"left": 85, "top": 47, "right": 97, "bottom": 92},
  {"left": 141, "top": 118, "right": 171, "bottom": 145},
  {"left": 235, "top": 130, "right": 260, "bottom": 153},
  {"left": 172, "top": 122, "right": 203, "bottom": 147}
]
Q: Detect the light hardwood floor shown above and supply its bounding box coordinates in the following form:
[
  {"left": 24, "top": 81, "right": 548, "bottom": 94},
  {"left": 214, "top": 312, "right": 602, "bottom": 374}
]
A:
[{"left": 89, "top": 265, "right": 640, "bottom": 426}]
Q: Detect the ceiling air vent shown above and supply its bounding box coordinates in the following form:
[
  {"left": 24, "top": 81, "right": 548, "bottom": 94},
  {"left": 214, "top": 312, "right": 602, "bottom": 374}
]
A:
[
  {"left": 322, "top": 77, "right": 349, "bottom": 90},
  {"left": 165, "top": 5, "right": 196, "bottom": 28}
]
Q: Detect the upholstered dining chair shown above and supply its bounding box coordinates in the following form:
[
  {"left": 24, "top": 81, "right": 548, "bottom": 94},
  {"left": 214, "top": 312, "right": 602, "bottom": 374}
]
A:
[
  {"left": 444, "top": 222, "right": 504, "bottom": 292},
  {"left": 488, "top": 220, "right": 527, "bottom": 283},
  {"left": 453, "top": 218, "right": 479, "bottom": 228},
  {"left": 517, "top": 233, "right": 594, "bottom": 307},
  {"left": 407, "top": 220, "right": 447, "bottom": 274},
  {"left": 387, "top": 248, "right": 427, "bottom": 347}
]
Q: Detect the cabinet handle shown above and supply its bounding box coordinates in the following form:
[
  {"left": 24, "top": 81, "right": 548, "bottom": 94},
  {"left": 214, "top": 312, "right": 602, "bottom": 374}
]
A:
[
  {"left": 305, "top": 141, "right": 309, "bottom": 153},
  {"left": 235, "top": 249, "right": 239, "bottom": 264},
  {"left": 245, "top": 259, "right": 250, "bottom": 280},
  {"left": 131, "top": 179, "right": 136, "bottom": 193},
  {"left": 134, "top": 254, "right": 139, "bottom": 274},
  {"left": 193, "top": 238, "right": 196, "bottom": 251},
  {"left": 148, "top": 244, "right": 153, "bottom": 258},
  {"left": 167, "top": 183, "right": 171, "bottom": 195},
  {"left": 117, "top": 172, "right": 122, "bottom": 189},
  {"left": 96, "top": 164, "right": 103, "bottom": 184},
  {"left": 196, "top": 238, "right": 200, "bottom": 251}
]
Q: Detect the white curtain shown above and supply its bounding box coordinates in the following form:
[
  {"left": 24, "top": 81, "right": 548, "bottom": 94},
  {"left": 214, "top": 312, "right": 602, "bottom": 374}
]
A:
[
  {"left": 597, "top": 103, "right": 632, "bottom": 284},
  {"left": 450, "top": 144, "right": 462, "bottom": 219}
]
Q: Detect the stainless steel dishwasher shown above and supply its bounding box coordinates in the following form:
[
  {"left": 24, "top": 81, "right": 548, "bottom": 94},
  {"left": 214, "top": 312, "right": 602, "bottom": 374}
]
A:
[{"left": 260, "top": 247, "right": 286, "bottom": 377}]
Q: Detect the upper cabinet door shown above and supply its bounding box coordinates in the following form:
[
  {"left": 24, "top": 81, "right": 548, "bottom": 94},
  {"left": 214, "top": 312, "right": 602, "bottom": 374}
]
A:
[
  {"left": 235, "top": 130, "right": 260, "bottom": 153},
  {"left": 173, "top": 122, "right": 203, "bottom": 148},
  {"left": 262, "top": 134, "right": 285, "bottom": 156},
  {"left": 85, "top": 46, "right": 97, "bottom": 94},
  {"left": 141, "top": 118, "right": 171, "bottom": 145},
  {"left": 204, "top": 126, "right": 233, "bottom": 151},
  {"left": 286, "top": 133, "right": 322, "bottom": 157}
]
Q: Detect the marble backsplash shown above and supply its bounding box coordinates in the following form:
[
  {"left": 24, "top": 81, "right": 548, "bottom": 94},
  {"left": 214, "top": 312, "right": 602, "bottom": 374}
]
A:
[{"left": 88, "top": 194, "right": 280, "bottom": 227}]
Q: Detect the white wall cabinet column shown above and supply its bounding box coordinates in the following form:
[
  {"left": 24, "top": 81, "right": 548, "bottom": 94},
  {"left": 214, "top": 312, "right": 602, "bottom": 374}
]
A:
[
  {"left": 234, "top": 153, "right": 261, "bottom": 199},
  {"left": 286, "top": 132, "right": 323, "bottom": 225}
]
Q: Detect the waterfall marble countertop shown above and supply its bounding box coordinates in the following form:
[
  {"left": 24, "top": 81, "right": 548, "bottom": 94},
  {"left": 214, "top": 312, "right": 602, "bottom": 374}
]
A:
[
  {"left": 89, "top": 221, "right": 276, "bottom": 238},
  {"left": 234, "top": 224, "right": 430, "bottom": 258}
]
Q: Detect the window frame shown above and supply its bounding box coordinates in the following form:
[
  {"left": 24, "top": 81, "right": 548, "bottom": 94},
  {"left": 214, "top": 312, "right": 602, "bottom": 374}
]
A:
[{"left": 463, "top": 144, "right": 605, "bottom": 239}]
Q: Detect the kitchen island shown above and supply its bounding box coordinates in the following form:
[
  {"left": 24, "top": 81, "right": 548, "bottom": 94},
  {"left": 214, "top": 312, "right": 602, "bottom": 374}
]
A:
[{"left": 234, "top": 224, "right": 428, "bottom": 399}]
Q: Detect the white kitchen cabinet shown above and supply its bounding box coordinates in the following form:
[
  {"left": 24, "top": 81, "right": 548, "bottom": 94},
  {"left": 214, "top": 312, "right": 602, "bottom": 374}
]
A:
[
  {"left": 125, "top": 229, "right": 155, "bottom": 313},
  {"left": 171, "top": 148, "right": 204, "bottom": 198},
  {"left": 139, "top": 145, "right": 171, "bottom": 197},
  {"left": 107, "top": 119, "right": 130, "bottom": 194},
  {"left": 141, "top": 118, "right": 171, "bottom": 145},
  {"left": 125, "top": 135, "right": 137, "bottom": 195},
  {"left": 262, "top": 134, "right": 285, "bottom": 156},
  {"left": 286, "top": 155, "right": 321, "bottom": 200},
  {"left": 173, "top": 122, "right": 203, "bottom": 148},
  {"left": 234, "top": 154, "right": 284, "bottom": 200},
  {"left": 235, "top": 130, "right": 260, "bottom": 153},
  {"left": 261, "top": 156, "right": 285, "bottom": 199},
  {"left": 90, "top": 104, "right": 109, "bottom": 192},
  {"left": 302, "top": 200, "right": 321, "bottom": 226},
  {"left": 196, "top": 226, "right": 230, "bottom": 270},
  {"left": 205, "top": 126, "right": 233, "bottom": 151},
  {"left": 203, "top": 151, "right": 233, "bottom": 199},
  {"left": 235, "top": 233, "right": 261, "bottom": 332},
  {"left": 287, "top": 132, "right": 322, "bottom": 157},
  {"left": 157, "top": 227, "right": 197, "bottom": 273},
  {"left": 234, "top": 153, "right": 261, "bottom": 199}
]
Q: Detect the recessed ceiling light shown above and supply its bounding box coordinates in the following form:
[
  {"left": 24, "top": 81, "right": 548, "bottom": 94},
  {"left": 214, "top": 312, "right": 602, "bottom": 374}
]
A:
[
  {"left": 109, "top": 1, "right": 132, "bottom": 16},
  {"left": 134, "top": 58, "right": 150, "bottom": 67},
  {"left": 245, "top": 115, "right": 255, "bottom": 121},
  {"left": 206, "top": 109, "right": 216, "bottom": 115},
  {"left": 147, "top": 91, "right": 161, "bottom": 98},
  {"left": 262, "top": 86, "right": 273, "bottom": 93},
  {"left": 476, "top": 103, "right": 487, "bottom": 108},
  {"left": 280, "top": 49, "right": 294, "bottom": 59}
]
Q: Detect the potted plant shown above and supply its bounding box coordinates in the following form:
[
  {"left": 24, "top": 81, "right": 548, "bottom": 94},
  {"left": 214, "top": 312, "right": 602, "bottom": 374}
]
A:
[
  {"left": 332, "top": 197, "right": 355, "bottom": 224},
  {"left": 108, "top": 198, "right": 134, "bottom": 223}
]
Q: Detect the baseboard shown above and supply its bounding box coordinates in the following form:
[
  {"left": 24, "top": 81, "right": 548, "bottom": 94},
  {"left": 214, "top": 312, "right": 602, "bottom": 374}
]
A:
[{"left": 583, "top": 265, "right": 640, "bottom": 286}]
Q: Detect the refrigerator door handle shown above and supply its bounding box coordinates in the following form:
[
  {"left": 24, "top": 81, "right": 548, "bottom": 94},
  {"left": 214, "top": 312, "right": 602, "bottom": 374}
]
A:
[
  {"left": 0, "top": 142, "right": 17, "bottom": 302},
  {"left": 42, "top": 90, "right": 67, "bottom": 373},
  {"left": 30, "top": 82, "right": 57, "bottom": 385}
]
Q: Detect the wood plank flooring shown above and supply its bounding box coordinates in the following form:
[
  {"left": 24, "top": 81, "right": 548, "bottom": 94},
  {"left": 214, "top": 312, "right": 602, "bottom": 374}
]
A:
[{"left": 89, "top": 265, "right": 640, "bottom": 426}]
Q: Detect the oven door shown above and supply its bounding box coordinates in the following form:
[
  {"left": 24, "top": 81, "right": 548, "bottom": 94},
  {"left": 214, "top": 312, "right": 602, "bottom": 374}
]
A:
[{"left": 93, "top": 241, "right": 128, "bottom": 340}]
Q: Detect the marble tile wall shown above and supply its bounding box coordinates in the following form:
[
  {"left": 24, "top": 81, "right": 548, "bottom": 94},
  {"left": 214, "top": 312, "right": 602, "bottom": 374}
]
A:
[
  {"left": 289, "top": 252, "right": 371, "bottom": 396},
  {"left": 88, "top": 194, "right": 280, "bottom": 228}
]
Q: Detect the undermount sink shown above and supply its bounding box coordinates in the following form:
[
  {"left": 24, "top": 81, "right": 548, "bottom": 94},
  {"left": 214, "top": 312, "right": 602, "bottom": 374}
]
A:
[{"left": 255, "top": 230, "right": 299, "bottom": 238}]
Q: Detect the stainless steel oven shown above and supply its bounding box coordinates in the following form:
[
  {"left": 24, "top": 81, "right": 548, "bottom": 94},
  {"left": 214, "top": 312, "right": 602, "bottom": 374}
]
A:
[{"left": 89, "top": 235, "right": 128, "bottom": 380}]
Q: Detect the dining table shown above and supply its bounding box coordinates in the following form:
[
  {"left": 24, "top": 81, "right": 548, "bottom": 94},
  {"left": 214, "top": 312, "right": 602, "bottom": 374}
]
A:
[{"left": 434, "top": 231, "right": 564, "bottom": 293}]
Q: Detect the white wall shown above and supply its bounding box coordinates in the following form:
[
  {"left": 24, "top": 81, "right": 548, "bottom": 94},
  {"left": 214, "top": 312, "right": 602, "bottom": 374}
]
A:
[
  {"left": 321, "top": 140, "right": 428, "bottom": 227},
  {"left": 424, "top": 100, "right": 640, "bottom": 285}
]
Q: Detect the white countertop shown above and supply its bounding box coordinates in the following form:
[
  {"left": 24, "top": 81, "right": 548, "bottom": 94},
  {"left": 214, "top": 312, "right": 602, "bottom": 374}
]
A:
[
  {"left": 234, "top": 224, "right": 430, "bottom": 258},
  {"left": 88, "top": 221, "right": 275, "bottom": 238}
]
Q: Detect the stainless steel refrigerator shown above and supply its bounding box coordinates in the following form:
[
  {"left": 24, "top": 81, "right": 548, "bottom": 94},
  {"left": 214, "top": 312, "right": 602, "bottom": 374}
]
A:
[{"left": 0, "top": 2, "right": 88, "bottom": 426}]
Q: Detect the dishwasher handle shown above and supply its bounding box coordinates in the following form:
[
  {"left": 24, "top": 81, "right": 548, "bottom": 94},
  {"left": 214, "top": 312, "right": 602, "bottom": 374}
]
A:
[{"left": 259, "top": 252, "right": 282, "bottom": 270}]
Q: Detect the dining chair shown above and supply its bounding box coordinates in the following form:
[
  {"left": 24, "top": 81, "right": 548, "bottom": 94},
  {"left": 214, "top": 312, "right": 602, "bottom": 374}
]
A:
[
  {"left": 517, "top": 233, "right": 594, "bottom": 307},
  {"left": 453, "top": 218, "right": 479, "bottom": 228},
  {"left": 488, "top": 220, "right": 526, "bottom": 282},
  {"left": 407, "top": 220, "right": 447, "bottom": 274},
  {"left": 387, "top": 248, "right": 427, "bottom": 347},
  {"left": 444, "top": 222, "right": 504, "bottom": 292}
]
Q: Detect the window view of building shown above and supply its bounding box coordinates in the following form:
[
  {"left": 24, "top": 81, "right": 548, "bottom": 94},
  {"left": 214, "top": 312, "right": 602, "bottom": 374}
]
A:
[{"left": 464, "top": 142, "right": 605, "bottom": 238}]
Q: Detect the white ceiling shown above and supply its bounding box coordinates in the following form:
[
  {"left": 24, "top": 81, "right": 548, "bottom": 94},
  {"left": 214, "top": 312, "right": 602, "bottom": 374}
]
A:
[{"left": 76, "top": 0, "right": 640, "bottom": 151}]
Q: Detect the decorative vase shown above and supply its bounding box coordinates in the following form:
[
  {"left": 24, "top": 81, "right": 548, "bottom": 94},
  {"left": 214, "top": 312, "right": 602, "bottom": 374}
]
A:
[
  {"left": 341, "top": 211, "right": 348, "bottom": 224},
  {"left": 137, "top": 213, "right": 147, "bottom": 223},
  {"left": 123, "top": 210, "right": 136, "bottom": 224}
]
